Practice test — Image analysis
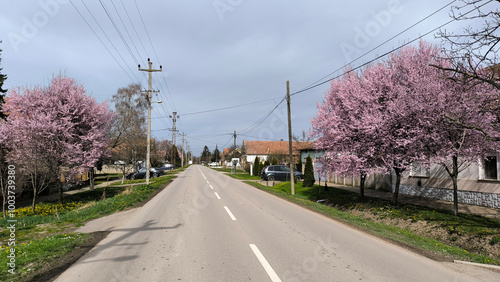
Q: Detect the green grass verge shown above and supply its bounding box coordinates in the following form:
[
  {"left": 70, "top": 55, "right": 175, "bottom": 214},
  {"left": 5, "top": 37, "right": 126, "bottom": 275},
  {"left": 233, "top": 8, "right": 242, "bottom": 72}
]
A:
[
  {"left": 0, "top": 170, "right": 181, "bottom": 281},
  {"left": 242, "top": 180, "right": 500, "bottom": 266},
  {"left": 210, "top": 167, "right": 260, "bottom": 180},
  {"left": 0, "top": 232, "right": 89, "bottom": 281}
]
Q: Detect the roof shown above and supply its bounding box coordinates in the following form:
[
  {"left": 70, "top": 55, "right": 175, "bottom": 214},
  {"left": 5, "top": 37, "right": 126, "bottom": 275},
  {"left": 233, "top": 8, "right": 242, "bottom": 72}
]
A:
[{"left": 243, "top": 140, "right": 312, "bottom": 156}]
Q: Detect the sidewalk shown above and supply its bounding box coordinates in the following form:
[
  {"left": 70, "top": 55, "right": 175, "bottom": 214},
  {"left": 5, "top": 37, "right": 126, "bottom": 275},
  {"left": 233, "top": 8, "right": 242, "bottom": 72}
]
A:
[{"left": 324, "top": 181, "right": 500, "bottom": 220}]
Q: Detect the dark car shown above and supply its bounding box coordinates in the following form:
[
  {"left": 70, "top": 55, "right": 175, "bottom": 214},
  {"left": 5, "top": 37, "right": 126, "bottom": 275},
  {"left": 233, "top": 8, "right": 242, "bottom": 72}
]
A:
[
  {"left": 160, "top": 165, "right": 174, "bottom": 171},
  {"left": 127, "top": 167, "right": 164, "bottom": 180},
  {"left": 261, "top": 165, "right": 303, "bottom": 181}
]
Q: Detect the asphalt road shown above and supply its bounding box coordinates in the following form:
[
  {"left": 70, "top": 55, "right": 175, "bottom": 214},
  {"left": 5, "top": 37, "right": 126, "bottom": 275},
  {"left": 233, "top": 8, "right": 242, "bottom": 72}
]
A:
[{"left": 55, "top": 165, "right": 500, "bottom": 281}]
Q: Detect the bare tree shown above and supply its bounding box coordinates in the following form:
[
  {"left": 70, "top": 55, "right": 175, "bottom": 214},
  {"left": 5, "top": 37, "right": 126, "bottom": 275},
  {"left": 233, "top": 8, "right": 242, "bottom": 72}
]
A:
[
  {"left": 110, "top": 84, "right": 148, "bottom": 181},
  {"left": 438, "top": 1, "right": 500, "bottom": 86},
  {"left": 437, "top": 0, "right": 500, "bottom": 139},
  {"left": 292, "top": 129, "right": 313, "bottom": 142}
]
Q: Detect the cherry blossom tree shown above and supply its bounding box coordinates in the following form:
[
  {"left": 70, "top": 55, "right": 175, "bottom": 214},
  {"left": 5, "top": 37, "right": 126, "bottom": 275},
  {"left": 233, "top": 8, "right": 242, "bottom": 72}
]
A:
[
  {"left": 312, "top": 67, "right": 384, "bottom": 198},
  {"left": 313, "top": 40, "right": 500, "bottom": 212},
  {"left": 0, "top": 75, "right": 114, "bottom": 211},
  {"left": 388, "top": 41, "right": 500, "bottom": 214}
]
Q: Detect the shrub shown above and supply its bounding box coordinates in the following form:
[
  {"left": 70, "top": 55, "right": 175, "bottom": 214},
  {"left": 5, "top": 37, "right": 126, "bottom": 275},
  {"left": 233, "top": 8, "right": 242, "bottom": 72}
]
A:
[
  {"left": 244, "top": 163, "right": 250, "bottom": 173},
  {"left": 303, "top": 155, "right": 315, "bottom": 187},
  {"left": 253, "top": 157, "right": 261, "bottom": 177}
]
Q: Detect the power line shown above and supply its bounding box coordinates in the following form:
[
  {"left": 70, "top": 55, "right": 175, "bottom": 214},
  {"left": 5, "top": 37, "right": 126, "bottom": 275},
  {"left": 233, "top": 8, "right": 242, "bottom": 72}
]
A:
[
  {"left": 152, "top": 96, "right": 282, "bottom": 119},
  {"left": 119, "top": 0, "right": 149, "bottom": 63},
  {"left": 98, "top": 0, "right": 139, "bottom": 65},
  {"left": 133, "top": 0, "right": 178, "bottom": 116},
  {"left": 238, "top": 134, "right": 284, "bottom": 141},
  {"left": 300, "top": 0, "right": 458, "bottom": 92},
  {"left": 134, "top": 0, "right": 160, "bottom": 66},
  {"left": 69, "top": 0, "right": 137, "bottom": 82},
  {"left": 291, "top": 0, "right": 493, "bottom": 97},
  {"left": 187, "top": 2, "right": 463, "bottom": 138},
  {"left": 109, "top": 0, "right": 143, "bottom": 65},
  {"left": 239, "top": 97, "right": 286, "bottom": 135}
]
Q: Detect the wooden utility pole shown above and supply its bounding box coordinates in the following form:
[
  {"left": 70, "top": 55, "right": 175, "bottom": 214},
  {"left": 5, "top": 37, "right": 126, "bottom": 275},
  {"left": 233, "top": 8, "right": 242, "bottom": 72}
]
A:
[
  {"left": 286, "top": 81, "right": 295, "bottom": 195},
  {"left": 138, "top": 58, "right": 162, "bottom": 185}
]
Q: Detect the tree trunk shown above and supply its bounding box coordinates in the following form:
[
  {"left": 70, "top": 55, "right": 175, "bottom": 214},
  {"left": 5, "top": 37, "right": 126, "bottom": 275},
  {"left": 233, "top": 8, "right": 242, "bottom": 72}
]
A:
[
  {"left": 89, "top": 169, "right": 95, "bottom": 190},
  {"left": 121, "top": 165, "right": 126, "bottom": 184},
  {"left": 392, "top": 168, "right": 402, "bottom": 205},
  {"left": 2, "top": 193, "right": 6, "bottom": 219},
  {"left": 360, "top": 173, "right": 366, "bottom": 198},
  {"left": 452, "top": 156, "right": 459, "bottom": 216},
  {"left": 32, "top": 191, "right": 37, "bottom": 214},
  {"left": 58, "top": 179, "right": 63, "bottom": 204}
]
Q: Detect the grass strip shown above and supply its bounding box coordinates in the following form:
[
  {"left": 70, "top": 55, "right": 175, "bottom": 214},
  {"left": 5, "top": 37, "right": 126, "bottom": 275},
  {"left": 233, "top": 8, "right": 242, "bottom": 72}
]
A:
[
  {"left": 0, "top": 232, "right": 89, "bottom": 281},
  {"left": 243, "top": 180, "right": 500, "bottom": 266},
  {"left": 0, "top": 171, "right": 181, "bottom": 281}
]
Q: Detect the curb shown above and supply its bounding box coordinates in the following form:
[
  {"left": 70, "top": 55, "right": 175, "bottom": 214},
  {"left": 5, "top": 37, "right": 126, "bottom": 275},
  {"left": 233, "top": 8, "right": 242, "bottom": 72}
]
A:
[{"left": 454, "top": 260, "right": 500, "bottom": 271}]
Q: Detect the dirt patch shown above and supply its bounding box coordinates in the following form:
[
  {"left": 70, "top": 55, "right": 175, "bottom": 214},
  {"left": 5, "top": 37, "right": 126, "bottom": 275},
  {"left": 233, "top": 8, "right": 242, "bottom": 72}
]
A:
[{"left": 20, "top": 231, "right": 109, "bottom": 282}]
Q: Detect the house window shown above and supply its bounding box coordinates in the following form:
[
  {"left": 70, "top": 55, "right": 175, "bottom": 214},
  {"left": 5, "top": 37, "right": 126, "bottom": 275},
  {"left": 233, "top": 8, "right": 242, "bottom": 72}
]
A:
[
  {"left": 409, "top": 162, "right": 430, "bottom": 177},
  {"left": 484, "top": 156, "right": 498, "bottom": 180}
]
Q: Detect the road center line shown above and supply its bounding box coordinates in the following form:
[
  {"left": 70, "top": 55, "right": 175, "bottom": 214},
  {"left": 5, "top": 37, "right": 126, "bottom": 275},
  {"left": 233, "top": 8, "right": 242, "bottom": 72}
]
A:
[
  {"left": 223, "top": 206, "right": 237, "bottom": 221},
  {"left": 206, "top": 180, "right": 210, "bottom": 184},
  {"left": 249, "top": 244, "right": 282, "bottom": 282},
  {"left": 209, "top": 185, "right": 214, "bottom": 190},
  {"left": 214, "top": 192, "right": 221, "bottom": 200},
  {"left": 197, "top": 167, "right": 207, "bottom": 179}
]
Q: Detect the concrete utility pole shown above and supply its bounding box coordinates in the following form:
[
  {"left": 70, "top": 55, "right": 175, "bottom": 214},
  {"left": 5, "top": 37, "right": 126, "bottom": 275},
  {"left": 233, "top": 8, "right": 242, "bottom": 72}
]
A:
[
  {"left": 138, "top": 58, "right": 162, "bottom": 185},
  {"left": 180, "top": 132, "right": 186, "bottom": 167},
  {"left": 169, "top": 112, "right": 180, "bottom": 167},
  {"left": 233, "top": 130, "right": 237, "bottom": 157},
  {"left": 286, "top": 81, "right": 295, "bottom": 195}
]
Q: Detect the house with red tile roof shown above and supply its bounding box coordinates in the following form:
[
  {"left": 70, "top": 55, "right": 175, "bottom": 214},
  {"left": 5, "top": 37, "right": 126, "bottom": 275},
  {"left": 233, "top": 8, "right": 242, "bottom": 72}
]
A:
[{"left": 242, "top": 140, "right": 312, "bottom": 164}]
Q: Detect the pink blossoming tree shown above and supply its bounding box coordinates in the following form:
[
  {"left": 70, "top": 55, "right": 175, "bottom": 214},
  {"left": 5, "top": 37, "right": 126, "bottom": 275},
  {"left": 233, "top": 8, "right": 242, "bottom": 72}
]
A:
[
  {"left": 313, "top": 41, "right": 500, "bottom": 214},
  {"left": 0, "top": 75, "right": 114, "bottom": 212}
]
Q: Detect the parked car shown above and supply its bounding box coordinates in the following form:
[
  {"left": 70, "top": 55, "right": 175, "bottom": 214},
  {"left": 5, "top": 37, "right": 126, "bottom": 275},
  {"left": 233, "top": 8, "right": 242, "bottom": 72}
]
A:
[
  {"left": 160, "top": 164, "right": 174, "bottom": 171},
  {"left": 126, "top": 168, "right": 164, "bottom": 180},
  {"left": 260, "top": 165, "right": 303, "bottom": 181}
]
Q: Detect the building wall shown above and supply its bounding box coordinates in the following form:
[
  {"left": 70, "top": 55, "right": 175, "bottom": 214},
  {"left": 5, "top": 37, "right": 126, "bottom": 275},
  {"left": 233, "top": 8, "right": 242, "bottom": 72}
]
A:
[
  {"left": 95, "top": 164, "right": 135, "bottom": 174},
  {"left": 318, "top": 154, "right": 500, "bottom": 208},
  {"left": 395, "top": 161, "right": 500, "bottom": 208},
  {"left": 245, "top": 154, "right": 269, "bottom": 164}
]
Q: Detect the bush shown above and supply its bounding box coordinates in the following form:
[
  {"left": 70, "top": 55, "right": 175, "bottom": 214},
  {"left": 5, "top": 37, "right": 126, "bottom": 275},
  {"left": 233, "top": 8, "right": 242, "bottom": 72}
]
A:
[
  {"left": 253, "top": 157, "right": 261, "bottom": 177},
  {"left": 303, "top": 155, "right": 315, "bottom": 187},
  {"left": 244, "top": 163, "right": 250, "bottom": 173}
]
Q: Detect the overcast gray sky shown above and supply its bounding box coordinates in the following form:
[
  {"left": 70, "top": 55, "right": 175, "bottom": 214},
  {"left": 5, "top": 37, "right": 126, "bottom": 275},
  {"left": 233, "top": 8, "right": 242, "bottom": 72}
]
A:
[{"left": 1, "top": 0, "right": 493, "bottom": 155}]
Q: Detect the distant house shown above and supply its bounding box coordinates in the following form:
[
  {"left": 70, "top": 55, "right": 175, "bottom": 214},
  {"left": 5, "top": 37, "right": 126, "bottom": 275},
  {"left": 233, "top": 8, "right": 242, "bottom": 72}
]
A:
[
  {"left": 221, "top": 148, "right": 240, "bottom": 166},
  {"left": 242, "top": 140, "right": 311, "bottom": 164}
]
